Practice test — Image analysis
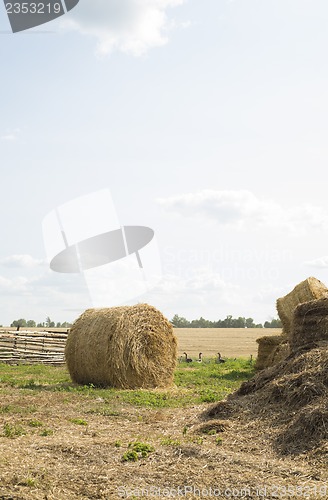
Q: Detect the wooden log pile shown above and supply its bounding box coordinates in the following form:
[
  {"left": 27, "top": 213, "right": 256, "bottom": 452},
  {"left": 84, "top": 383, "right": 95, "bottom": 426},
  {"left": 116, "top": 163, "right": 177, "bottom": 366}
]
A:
[{"left": 0, "top": 330, "right": 68, "bottom": 365}]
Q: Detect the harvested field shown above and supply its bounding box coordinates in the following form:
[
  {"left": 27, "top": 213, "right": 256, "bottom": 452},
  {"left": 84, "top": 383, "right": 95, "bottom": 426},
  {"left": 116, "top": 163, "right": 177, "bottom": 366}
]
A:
[
  {"left": 0, "top": 359, "right": 327, "bottom": 499},
  {"left": 174, "top": 328, "right": 280, "bottom": 359},
  {"left": 0, "top": 323, "right": 326, "bottom": 499}
]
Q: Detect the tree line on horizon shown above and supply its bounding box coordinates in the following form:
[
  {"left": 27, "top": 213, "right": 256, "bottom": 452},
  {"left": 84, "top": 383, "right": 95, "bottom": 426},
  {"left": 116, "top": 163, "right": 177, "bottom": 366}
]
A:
[
  {"left": 6, "top": 314, "right": 282, "bottom": 330},
  {"left": 170, "top": 314, "right": 282, "bottom": 329},
  {"left": 9, "top": 317, "right": 72, "bottom": 329}
]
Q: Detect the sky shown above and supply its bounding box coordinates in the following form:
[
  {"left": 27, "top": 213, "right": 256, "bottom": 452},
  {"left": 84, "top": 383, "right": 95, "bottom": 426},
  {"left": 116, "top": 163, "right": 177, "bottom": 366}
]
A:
[{"left": 1, "top": 0, "right": 328, "bottom": 326}]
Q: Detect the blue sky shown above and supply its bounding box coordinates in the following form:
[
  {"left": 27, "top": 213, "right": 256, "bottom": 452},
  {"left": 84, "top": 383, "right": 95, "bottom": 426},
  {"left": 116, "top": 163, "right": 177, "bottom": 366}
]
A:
[{"left": 1, "top": 0, "right": 328, "bottom": 325}]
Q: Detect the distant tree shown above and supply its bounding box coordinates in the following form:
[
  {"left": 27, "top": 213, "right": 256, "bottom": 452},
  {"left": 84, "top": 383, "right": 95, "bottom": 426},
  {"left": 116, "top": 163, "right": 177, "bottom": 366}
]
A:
[
  {"left": 245, "top": 317, "right": 256, "bottom": 328},
  {"left": 56, "top": 322, "right": 61, "bottom": 328},
  {"left": 232, "top": 317, "right": 246, "bottom": 328},
  {"left": 62, "top": 321, "right": 72, "bottom": 328},
  {"left": 45, "top": 317, "right": 55, "bottom": 328},
  {"left": 10, "top": 318, "right": 27, "bottom": 328},
  {"left": 37, "top": 322, "right": 45, "bottom": 328},
  {"left": 26, "top": 320, "right": 36, "bottom": 328},
  {"left": 224, "top": 315, "right": 233, "bottom": 327},
  {"left": 170, "top": 314, "right": 190, "bottom": 328},
  {"left": 190, "top": 316, "right": 212, "bottom": 328},
  {"left": 264, "top": 318, "right": 282, "bottom": 328}
]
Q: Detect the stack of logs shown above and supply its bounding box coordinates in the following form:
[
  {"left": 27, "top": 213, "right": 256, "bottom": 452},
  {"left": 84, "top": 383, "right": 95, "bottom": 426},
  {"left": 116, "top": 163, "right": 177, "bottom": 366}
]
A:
[{"left": 0, "top": 330, "right": 68, "bottom": 365}]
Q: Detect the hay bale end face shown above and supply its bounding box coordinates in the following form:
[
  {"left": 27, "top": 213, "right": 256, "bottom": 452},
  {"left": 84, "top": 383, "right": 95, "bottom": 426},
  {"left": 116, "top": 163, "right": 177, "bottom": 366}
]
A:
[
  {"left": 255, "top": 335, "right": 287, "bottom": 370},
  {"left": 65, "top": 303, "right": 177, "bottom": 389},
  {"left": 276, "top": 277, "right": 328, "bottom": 335},
  {"left": 268, "top": 341, "right": 290, "bottom": 366},
  {"left": 291, "top": 296, "right": 328, "bottom": 350}
]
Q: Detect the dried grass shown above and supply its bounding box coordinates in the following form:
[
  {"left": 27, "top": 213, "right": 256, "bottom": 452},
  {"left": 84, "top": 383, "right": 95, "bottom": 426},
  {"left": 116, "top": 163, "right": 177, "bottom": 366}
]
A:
[
  {"left": 193, "top": 419, "right": 228, "bottom": 434},
  {"left": 276, "top": 277, "right": 328, "bottom": 335},
  {"left": 205, "top": 345, "right": 328, "bottom": 454},
  {"left": 65, "top": 303, "right": 177, "bottom": 389},
  {"left": 276, "top": 397, "right": 328, "bottom": 454}
]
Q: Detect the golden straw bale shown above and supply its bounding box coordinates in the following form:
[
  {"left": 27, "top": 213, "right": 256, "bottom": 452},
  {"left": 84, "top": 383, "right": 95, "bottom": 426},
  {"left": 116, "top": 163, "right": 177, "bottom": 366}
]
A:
[
  {"left": 291, "top": 296, "right": 328, "bottom": 350},
  {"left": 65, "top": 303, "right": 177, "bottom": 389},
  {"left": 267, "top": 341, "right": 290, "bottom": 367},
  {"left": 255, "top": 335, "right": 287, "bottom": 370},
  {"left": 276, "top": 277, "right": 328, "bottom": 335}
]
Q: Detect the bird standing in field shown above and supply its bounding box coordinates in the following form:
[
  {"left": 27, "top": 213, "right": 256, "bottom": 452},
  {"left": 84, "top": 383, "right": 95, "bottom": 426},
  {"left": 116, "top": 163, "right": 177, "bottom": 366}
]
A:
[
  {"left": 215, "top": 352, "right": 225, "bottom": 364},
  {"left": 197, "top": 352, "right": 203, "bottom": 362},
  {"left": 183, "top": 352, "right": 193, "bottom": 363}
]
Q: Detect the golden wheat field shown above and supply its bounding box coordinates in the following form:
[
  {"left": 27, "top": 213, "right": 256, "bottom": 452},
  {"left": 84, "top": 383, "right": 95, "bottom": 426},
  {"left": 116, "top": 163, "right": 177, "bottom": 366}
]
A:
[{"left": 174, "top": 327, "right": 280, "bottom": 359}]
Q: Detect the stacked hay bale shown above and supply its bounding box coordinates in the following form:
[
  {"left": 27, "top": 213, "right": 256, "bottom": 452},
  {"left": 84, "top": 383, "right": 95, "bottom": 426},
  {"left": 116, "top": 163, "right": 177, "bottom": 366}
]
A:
[
  {"left": 268, "top": 340, "right": 290, "bottom": 366},
  {"left": 65, "top": 303, "right": 177, "bottom": 389},
  {"left": 291, "top": 296, "right": 328, "bottom": 351},
  {"left": 206, "top": 278, "right": 328, "bottom": 454},
  {"left": 255, "top": 277, "right": 328, "bottom": 370},
  {"left": 276, "top": 276, "right": 328, "bottom": 336},
  {"left": 255, "top": 335, "right": 288, "bottom": 370}
]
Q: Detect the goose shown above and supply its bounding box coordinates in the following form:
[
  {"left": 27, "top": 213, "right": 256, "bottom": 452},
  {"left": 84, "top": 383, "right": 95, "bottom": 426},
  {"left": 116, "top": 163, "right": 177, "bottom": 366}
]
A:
[
  {"left": 197, "top": 352, "right": 203, "bottom": 363},
  {"left": 215, "top": 352, "right": 225, "bottom": 364},
  {"left": 183, "top": 352, "right": 193, "bottom": 363}
]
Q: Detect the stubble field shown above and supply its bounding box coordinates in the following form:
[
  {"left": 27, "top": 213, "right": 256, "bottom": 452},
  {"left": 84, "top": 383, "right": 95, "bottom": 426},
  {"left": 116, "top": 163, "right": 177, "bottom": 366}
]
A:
[
  {"left": 0, "top": 328, "right": 326, "bottom": 499},
  {"left": 174, "top": 328, "right": 280, "bottom": 359}
]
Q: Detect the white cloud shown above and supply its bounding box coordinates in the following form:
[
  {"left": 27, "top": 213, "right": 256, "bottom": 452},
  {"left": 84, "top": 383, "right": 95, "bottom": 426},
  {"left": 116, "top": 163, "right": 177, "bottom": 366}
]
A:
[
  {"left": 157, "top": 189, "right": 328, "bottom": 234},
  {"left": 0, "top": 255, "right": 45, "bottom": 269},
  {"left": 1, "top": 128, "right": 20, "bottom": 142},
  {"left": 304, "top": 255, "right": 328, "bottom": 268},
  {"left": 152, "top": 269, "right": 238, "bottom": 299},
  {"left": 62, "top": 0, "right": 186, "bottom": 56},
  {"left": 251, "top": 284, "right": 289, "bottom": 304},
  {"left": 0, "top": 275, "right": 29, "bottom": 295},
  {"left": 0, "top": 270, "right": 89, "bottom": 325}
]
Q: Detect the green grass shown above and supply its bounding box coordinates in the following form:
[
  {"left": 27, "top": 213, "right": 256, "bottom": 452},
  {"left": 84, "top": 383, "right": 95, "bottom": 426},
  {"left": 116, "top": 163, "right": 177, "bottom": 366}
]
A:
[
  {"left": 0, "top": 358, "right": 254, "bottom": 409},
  {"left": 40, "top": 428, "right": 53, "bottom": 436},
  {"left": 70, "top": 418, "right": 88, "bottom": 426},
  {"left": 3, "top": 422, "right": 26, "bottom": 438},
  {"left": 160, "top": 437, "right": 181, "bottom": 446},
  {"left": 0, "top": 404, "right": 37, "bottom": 415},
  {"left": 28, "top": 419, "right": 43, "bottom": 427},
  {"left": 122, "top": 441, "right": 155, "bottom": 461}
]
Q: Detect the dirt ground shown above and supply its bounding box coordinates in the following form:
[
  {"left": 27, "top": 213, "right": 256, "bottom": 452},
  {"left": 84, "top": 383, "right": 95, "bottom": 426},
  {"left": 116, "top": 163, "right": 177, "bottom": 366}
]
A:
[{"left": 0, "top": 386, "right": 326, "bottom": 500}]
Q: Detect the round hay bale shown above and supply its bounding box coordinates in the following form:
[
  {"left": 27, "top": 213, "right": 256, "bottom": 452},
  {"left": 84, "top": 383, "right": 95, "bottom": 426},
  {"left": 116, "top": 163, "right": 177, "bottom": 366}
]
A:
[
  {"left": 276, "top": 277, "right": 328, "bottom": 336},
  {"left": 291, "top": 296, "right": 328, "bottom": 350},
  {"left": 65, "top": 303, "right": 177, "bottom": 389},
  {"left": 255, "top": 335, "right": 287, "bottom": 370}
]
